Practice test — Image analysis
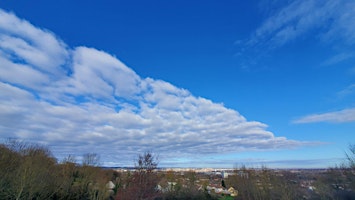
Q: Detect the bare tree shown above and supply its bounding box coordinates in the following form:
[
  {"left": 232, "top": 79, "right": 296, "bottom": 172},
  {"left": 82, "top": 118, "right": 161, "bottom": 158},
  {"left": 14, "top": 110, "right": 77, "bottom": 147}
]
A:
[
  {"left": 135, "top": 151, "right": 158, "bottom": 172},
  {"left": 82, "top": 153, "right": 101, "bottom": 167},
  {"left": 116, "top": 152, "right": 159, "bottom": 200},
  {"left": 345, "top": 144, "right": 355, "bottom": 169}
]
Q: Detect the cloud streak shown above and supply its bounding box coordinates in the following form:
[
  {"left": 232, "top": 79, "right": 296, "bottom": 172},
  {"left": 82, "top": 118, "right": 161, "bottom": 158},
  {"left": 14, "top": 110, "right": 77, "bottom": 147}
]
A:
[
  {"left": 0, "top": 9, "right": 315, "bottom": 166},
  {"left": 293, "top": 108, "right": 355, "bottom": 124},
  {"left": 236, "top": 0, "right": 355, "bottom": 69},
  {"left": 250, "top": 0, "right": 355, "bottom": 49}
]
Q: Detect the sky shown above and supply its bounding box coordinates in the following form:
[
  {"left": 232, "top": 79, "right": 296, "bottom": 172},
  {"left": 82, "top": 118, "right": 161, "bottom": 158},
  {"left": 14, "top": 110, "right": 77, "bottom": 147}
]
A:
[{"left": 0, "top": 0, "right": 354, "bottom": 168}]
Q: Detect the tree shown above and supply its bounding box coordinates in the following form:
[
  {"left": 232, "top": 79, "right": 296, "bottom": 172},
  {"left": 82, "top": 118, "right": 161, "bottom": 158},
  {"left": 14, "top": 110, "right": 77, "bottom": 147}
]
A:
[
  {"left": 185, "top": 170, "right": 197, "bottom": 186},
  {"left": 82, "top": 153, "right": 101, "bottom": 167},
  {"left": 342, "top": 144, "right": 355, "bottom": 196},
  {"left": 0, "top": 140, "right": 59, "bottom": 200},
  {"left": 0, "top": 140, "right": 115, "bottom": 200},
  {"left": 116, "top": 152, "right": 159, "bottom": 200},
  {"left": 73, "top": 153, "right": 109, "bottom": 200},
  {"left": 0, "top": 143, "right": 21, "bottom": 199},
  {"left": 221, "top": 179, "right": 226, "bottom": 188},
  {"left": 55, "top": 155, "right": 78, "bottom": 199},
  {"left": 345, "top": 144, "right": 355, "bottom": 169},
  {"left": 135, "top": 151, "right": 158, "bottom": 172}
]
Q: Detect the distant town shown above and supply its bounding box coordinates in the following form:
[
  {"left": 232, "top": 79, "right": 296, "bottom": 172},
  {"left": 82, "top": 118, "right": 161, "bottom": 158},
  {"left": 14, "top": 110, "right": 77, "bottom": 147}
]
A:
[
  {"left": 108, "top": 167, "right": 353, "bottom": 199},
  {"left": 1, "top": 141, "right": 355, "bottom": 199}
]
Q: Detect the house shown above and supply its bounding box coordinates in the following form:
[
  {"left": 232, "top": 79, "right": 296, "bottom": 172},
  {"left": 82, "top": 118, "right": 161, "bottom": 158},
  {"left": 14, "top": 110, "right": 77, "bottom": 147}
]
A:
[
  {"left": 228, "top": 187, "right": 238, "bottom": 197},
  {"left": 206, "top": 186, "right": 238, "bottom": 197}
]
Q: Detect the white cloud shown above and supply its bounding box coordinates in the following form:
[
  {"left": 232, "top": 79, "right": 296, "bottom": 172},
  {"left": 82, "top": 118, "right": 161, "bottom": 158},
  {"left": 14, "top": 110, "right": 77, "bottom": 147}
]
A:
[
  {"left": 0, "top": 54, "right": 50, "bottom": 88},
  {"left": 293, "top": 108, "right": 355, "bottom": 124},
  {"left": 234, "top": 0, "right": 355, "bottom": 72},
  {"left": 249, "top": 0, "right": 355, "bottom": 48},
  {"left": 0, "top": 10, "right": 69, "bottom": 76},
  {"left": 337, "top": 84, "right": 355, "bottom": 98},
  {"left": 70, "top": 47, "right": 141, "bottom": 98},
  {"left": 321, "top": 52, "right": 355, "bottom": 66},
  {"left": 0, "top": 9, "right": 315, "bottom": 166}
]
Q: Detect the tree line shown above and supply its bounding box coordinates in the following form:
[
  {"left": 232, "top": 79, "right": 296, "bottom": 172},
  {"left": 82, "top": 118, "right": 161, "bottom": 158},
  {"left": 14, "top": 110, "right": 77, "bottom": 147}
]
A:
[
  {"left": 0, "top": 140, "right": 216, "bottom": 200},
  {"left": 0, "top": 140, "right": 113, "bottom": 200},
  {"left": 0, "top": 140, "right": 354, "bottom": 200}
]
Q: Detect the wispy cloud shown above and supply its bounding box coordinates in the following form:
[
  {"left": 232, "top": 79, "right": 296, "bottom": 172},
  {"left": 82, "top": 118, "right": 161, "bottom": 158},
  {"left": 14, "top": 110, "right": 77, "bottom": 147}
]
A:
[
  {"left": 337, "top": 84, "right": 355, "bottom": 98},
  {"left": 250, "top": 0, "right": 355, "bottom": 48},
  {"left": 237, "top": 0, "right": 355, "bottom": 68},
  {"left": 293, "top": 108, "right": 355, "bottom": 124},
  {"left": 321, "top": 52, "right": 355, "bottom": 66},
  {"left": 0, "top": 10, "right": 69, "bottom": 76},
  {"left": 0, "top": 9, "right": 315, "bottom": 166}
]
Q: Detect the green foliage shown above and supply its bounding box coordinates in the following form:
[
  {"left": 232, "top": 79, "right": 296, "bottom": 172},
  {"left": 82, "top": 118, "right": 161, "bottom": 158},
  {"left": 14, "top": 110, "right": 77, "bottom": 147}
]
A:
[
  {"left": 219, "top": 196, "right": 234, "bottom": 200},
  {"left": 161, "top": 191, "right": 217, "bottom": 200}
]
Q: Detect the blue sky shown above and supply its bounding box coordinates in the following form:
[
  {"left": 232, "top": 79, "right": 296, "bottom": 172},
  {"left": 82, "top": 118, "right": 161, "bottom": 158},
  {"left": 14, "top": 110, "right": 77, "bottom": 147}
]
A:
[{"left": 0, "top": 0, "right": 354, "bottom": 168}]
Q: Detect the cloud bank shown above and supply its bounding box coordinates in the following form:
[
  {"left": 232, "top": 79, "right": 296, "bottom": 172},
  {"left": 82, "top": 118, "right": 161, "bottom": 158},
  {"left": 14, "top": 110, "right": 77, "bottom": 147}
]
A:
[{"left": 0, "top": 9, "right": 312, "bottom": 166}]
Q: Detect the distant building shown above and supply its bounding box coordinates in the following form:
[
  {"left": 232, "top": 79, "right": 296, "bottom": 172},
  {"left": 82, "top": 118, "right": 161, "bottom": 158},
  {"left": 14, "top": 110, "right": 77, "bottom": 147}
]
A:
[
  {"left": 206, "top": 185, "right": 238, "bottom": 197},
  {"left": 221, "top": 171, "right": 228, "bottom": 178}
]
